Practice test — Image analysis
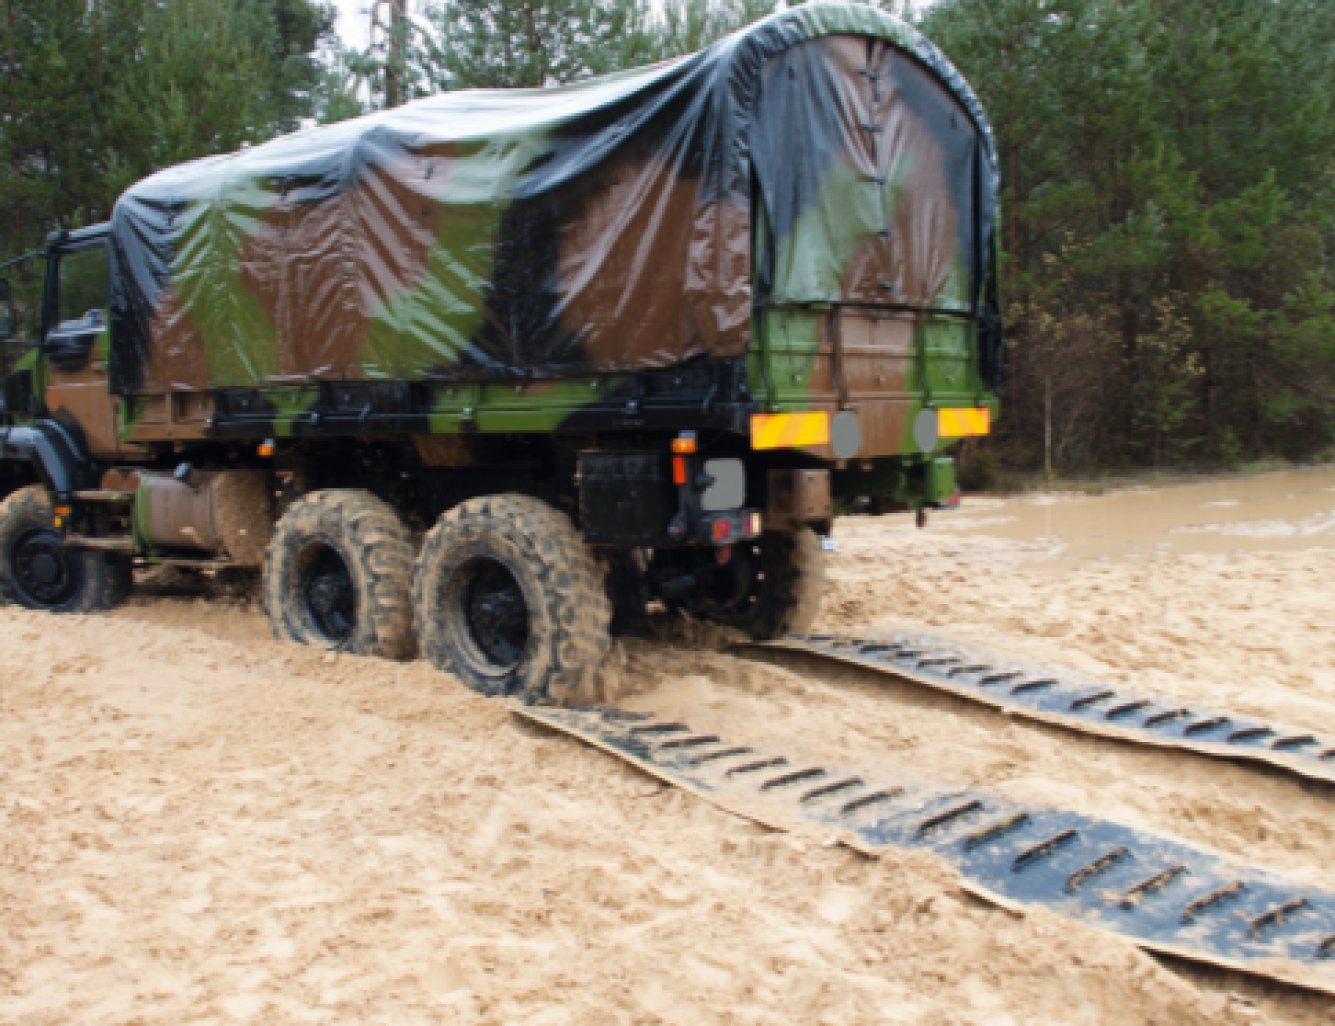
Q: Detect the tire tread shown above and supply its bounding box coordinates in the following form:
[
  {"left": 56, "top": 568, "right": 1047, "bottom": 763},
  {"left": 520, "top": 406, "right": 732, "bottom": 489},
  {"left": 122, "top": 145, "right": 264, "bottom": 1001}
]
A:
[
  {"left": 414, "top": 494, "right": 611, "bottom": 705},
  {"left": 263, "top": 489, "right": 414, "bottom": 658}
]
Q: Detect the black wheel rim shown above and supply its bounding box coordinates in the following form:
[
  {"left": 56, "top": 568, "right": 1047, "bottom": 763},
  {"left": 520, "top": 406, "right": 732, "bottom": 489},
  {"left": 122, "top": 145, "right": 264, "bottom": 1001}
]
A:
[
  {"left": 699, "top": 543, "right": 762, "bottom": 623},
  {"left": 462, "top": 556, "right": 529, "bottom": 671},
  {"left": 297, "top": 542, "right": 357, "bottom": 644},
  {"left": 11, "top": 529, "right": 80, "bottom": 607}
]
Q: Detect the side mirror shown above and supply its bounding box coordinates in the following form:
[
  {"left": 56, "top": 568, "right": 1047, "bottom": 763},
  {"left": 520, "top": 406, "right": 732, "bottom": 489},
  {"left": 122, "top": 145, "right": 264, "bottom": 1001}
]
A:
[{"left": 0, "top": 279, "right": 13, "bottom": 340}]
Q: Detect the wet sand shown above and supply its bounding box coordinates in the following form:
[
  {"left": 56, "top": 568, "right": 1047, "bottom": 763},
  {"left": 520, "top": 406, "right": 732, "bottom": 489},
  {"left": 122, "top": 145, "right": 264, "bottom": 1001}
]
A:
[{"left": 3, "top": 468, "right": 1335, "bottom": 1023}]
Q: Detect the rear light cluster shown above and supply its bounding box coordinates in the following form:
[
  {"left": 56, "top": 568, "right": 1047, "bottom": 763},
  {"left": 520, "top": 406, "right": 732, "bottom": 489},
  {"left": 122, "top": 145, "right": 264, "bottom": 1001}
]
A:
[
  {"left": 702, "top": 510, "right": 762, "bottom": 546},
  {"left": 670, "top": 430, "right": 759, "bottom": 547},
  {"left": 671, "top": 432, "right": 696, "bottom": 486}
]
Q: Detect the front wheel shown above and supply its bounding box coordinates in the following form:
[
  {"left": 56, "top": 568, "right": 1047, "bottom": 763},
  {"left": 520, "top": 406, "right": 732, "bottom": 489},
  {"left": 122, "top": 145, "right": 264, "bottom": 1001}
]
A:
[
  {"left": 413, "top": 494, "right": 611, "bottom": 704},
  {"left": 0, "top": 485, "right": 131, "bottom": 613}
]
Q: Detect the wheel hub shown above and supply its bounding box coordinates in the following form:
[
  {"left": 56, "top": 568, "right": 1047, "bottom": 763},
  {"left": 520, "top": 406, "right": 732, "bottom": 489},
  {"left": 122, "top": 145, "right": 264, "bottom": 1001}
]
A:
[
  {"left": 464, "top": 560, "right": 529, "bottom": 670},
  {"left": 30, "top": 551, "right": 60, "bottom": 584},
  {"left": 12, "top": 532, "right": 78, "bottom": 606},
  {"left": 298, "top": 544, "right": 356, "bottom": 643},
  {"left": 309, "top": 572, "right": 352, "bottom": 617}
]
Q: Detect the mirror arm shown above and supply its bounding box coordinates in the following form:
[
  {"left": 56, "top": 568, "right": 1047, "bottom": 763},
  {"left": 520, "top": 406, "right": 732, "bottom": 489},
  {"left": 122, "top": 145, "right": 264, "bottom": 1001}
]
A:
[{"left": 0, "top": 251, "right": 43, "bottom": 273}]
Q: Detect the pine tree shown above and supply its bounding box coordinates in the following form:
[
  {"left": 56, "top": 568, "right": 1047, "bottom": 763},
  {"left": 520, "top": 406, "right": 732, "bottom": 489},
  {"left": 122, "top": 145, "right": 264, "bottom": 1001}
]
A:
[
  {"left": 0, "top": 0, "right": 331, "bottom": 247},
  {"left": 923, "top": 0, "right": 1335, "bottom": 468},
  {"left": 104, "top": 0, "right": 281, "bottom": 197},
  {"left": 416, "top": 0, "right": 659, "bottom": 91},
  {"left": 650, "top": 0, "right": 776, "bottom": 60}
]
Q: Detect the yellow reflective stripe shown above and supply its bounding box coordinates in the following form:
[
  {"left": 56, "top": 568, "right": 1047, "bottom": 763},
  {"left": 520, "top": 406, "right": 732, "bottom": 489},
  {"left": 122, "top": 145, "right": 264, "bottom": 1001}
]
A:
[
  {"left": 938, "top": 407, "right": 991, "bottom": 437},
  {"left": 750, "top": 412, "right": 831, "bottom": 449}
]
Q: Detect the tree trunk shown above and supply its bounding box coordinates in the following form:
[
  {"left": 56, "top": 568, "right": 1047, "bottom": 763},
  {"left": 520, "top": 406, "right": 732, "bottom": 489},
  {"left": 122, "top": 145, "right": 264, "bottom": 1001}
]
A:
[
  {"left": 384, "top": 0, "right": 408, "bottom": 108},
  {"left": 1044, "top": 373, "right": 1053, "bottom": 482}
]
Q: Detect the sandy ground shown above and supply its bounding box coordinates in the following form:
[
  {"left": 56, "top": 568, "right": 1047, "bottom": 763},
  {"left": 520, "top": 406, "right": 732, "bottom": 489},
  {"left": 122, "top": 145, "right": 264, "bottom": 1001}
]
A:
[{"left": 3, "top": 470, "right": 1335, "bottom": 1023}]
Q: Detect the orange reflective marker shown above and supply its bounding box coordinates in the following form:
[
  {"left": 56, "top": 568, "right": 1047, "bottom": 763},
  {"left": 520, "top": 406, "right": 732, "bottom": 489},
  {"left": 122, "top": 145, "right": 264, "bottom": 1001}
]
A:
[
  {"left": 750, "top": 412, "right": 830, "bottom": 449},
  {"left": 937, "top": 408, "right": 991, "bottom": 437}
]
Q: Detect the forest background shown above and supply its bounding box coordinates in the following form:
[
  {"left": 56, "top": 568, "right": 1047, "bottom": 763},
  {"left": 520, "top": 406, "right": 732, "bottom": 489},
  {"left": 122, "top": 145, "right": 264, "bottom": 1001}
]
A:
[{"left": 2, "top": 0, "right": 1334, "bottom": 476}]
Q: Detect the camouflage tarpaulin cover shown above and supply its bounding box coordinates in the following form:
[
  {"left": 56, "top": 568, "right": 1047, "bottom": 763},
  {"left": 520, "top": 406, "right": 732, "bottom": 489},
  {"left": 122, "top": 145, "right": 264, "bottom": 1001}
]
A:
[{"left": 108, "top": 2, "right": 997, "bottom": 394}]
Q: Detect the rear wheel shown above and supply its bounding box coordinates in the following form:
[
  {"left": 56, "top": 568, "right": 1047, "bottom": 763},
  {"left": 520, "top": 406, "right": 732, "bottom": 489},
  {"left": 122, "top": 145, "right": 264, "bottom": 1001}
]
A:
[
  {"left": 263, "top": 490, "right": 415, "bottom": 657},
  {"left": 699, "top": 528, "right": 826, "bottom": 640},
  {"left": 413, "top": 494, "right": 611, "bottom": 704},
  {"left": 0, "top": 484, "right": 131, "bottom": 613}
]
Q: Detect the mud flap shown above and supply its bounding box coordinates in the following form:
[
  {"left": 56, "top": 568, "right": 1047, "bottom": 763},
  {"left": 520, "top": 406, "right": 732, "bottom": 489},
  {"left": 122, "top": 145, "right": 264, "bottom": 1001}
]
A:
[{"left": 516, "top": 704, "right": 1335, "bottom": 995}]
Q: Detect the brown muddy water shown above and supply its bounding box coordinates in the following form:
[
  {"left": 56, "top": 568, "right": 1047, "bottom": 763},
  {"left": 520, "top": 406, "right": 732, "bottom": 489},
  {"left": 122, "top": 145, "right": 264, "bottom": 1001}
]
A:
[{"left": 851, "top": 465, "right": 1335, "bottom": 567}]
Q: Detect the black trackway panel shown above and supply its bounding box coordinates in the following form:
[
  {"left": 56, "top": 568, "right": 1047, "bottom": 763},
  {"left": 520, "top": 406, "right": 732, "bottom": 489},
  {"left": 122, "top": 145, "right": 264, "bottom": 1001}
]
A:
[
  {"left": 517, "top": 705, "right": 1335, "bottom": 995},
  {"left": 740, "top": 633, "right": 1335, "bottom": 786}
]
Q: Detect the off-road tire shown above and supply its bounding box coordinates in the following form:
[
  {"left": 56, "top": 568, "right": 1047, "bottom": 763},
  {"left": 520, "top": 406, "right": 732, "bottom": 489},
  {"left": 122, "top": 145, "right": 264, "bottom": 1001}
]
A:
[
  {"left": 413, "top": 493, "right": 612, "bottom": 705},
  {"left": 264, "top": 489, "right": 415, "bottom": 658},
  {"left": 0, "top": 484, "right": 132, "bottom": 612},
  {"left": 718, "top": 527, "right": 827, "bottom": 641}
]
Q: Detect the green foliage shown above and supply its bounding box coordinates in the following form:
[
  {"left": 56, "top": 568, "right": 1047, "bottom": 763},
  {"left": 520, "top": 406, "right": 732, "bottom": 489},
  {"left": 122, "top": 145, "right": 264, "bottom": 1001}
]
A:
[
  {"left": 651, "top": 0, "right": 777, "bottom": 60},
  {"left": 316, "top": 48, "right": 377, "bottom": 124},
  {"left": 922, "top": 0, "right": 1335, "bottom": 469},
  {"left": 332, "top": 0, "right": 779, "bottom": 104},
  {"left": 0, "top": 0, "right": 329, "bottom": 243},
  {"left": 0, "top": 0, "right": 330, "bottom": 331},
  {"left": 416, "top": 0, "right": 659, "bottom": 91},
  {"left": 105, "top": 1, "right": 281, "bottom": 196}
]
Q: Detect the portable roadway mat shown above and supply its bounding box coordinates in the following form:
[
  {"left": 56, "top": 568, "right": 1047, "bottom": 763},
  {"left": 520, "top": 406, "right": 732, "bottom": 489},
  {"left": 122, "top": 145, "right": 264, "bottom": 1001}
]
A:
[
  {"left": 736, "top": 633, "right": 1335, "bottom": 787},
  {"left": 516, "top": 704, "right": 1335, "bottom": 996}
]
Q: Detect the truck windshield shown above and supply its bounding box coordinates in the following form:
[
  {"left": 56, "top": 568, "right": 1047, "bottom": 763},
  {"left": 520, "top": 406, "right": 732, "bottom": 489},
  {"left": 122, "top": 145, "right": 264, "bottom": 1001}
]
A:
[{"left": 55, "top": 246, "right": 109, "bottom": 331}]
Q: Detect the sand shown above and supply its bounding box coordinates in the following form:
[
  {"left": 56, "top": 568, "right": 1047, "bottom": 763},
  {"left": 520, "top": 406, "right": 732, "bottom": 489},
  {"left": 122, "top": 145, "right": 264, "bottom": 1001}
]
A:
[{"left": 3, "top": 469, "right": 1335, "bottom": 1023}]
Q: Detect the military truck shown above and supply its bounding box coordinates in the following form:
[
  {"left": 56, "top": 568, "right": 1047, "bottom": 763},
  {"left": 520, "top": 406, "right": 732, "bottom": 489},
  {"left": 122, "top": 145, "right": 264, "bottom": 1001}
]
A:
[{"left": 0, "top": 4, "right": 1001, "bottom": 703}]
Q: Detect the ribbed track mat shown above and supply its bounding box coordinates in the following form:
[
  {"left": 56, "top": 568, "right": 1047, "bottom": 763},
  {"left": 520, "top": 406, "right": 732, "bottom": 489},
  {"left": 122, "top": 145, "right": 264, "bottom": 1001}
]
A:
[
  {"left": 737, "top": 634, "right": 1335, "bottom": 786},
  {"left": 516, "top": 705, "right": 1335, "bottom": 995}
]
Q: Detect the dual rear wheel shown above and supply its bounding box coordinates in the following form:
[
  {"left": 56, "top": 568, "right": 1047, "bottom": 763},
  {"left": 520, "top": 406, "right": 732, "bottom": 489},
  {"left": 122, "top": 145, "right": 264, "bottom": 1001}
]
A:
[
  {"left": 265, "top": 490, "right": 613, "bottom": 703},
  {"left": 264, "top": 489, "right": 825, "bottom": 704}
]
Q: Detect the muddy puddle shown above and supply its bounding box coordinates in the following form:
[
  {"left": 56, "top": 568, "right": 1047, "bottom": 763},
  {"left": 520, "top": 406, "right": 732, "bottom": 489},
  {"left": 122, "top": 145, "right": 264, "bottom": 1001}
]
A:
[{"left": 842, "top": 465, "right": 1335, "bottom": 567}]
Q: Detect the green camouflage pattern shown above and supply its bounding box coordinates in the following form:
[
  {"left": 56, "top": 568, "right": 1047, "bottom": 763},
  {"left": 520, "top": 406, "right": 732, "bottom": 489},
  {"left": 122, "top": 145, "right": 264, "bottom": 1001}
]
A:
[{"left": 99, "top": 3, "right": 999, "bottom": 462}]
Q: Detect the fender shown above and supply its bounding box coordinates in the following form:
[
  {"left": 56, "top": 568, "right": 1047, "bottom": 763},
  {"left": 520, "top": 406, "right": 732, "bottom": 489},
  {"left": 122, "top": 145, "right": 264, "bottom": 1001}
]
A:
[{"left": 0, "top": 420, "right": 96, "bottom": 502}]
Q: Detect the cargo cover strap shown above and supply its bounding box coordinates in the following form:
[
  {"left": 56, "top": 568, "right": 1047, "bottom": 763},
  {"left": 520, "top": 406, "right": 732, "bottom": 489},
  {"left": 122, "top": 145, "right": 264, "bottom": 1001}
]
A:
[
  {"left": 517, "top": 705, "right": 1335, "bottom": 995},
  {"left": 738, "top": 633, "right": 1335, "bottom": 787}
]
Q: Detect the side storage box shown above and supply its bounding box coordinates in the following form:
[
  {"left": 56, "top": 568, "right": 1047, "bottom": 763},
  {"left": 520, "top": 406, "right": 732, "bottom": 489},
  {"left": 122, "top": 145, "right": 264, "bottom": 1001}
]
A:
[{"left": 578, "top": 452, "right": 673, "bottom": 546}]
